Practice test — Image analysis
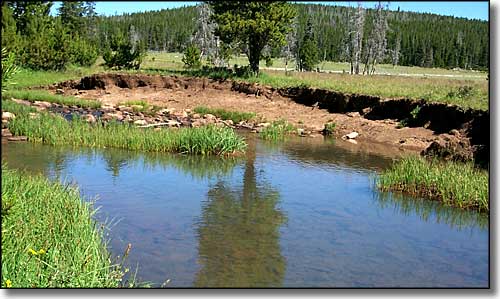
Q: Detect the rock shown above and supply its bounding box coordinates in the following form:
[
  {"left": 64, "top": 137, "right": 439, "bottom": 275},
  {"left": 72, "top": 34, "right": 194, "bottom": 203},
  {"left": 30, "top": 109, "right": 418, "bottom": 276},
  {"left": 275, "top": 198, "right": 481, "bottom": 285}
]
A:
[
  {"left": 7, "top": 136, "right": 27, "bottom": 142},
  {"left": 297, "top": 128, "right": 305, "bottom": 135},
  {"left": 174, "top": 111, "right": 188, "bottom": 118},
  {"left": 449, "top": 129, "right": 460, "bottom": 136},
  {"left": 346, "top": 139, "right": 358, "bottom": 144},
  {"left": 83, "top": 114, "right": 96, "bottom": 123},
  {"left": 28, "top": 112, "right": 39, "bottom": 119},
  {"left": 342, "top": 132, "right": 359, "bottom": 140},
  {"left": 361, "top": 107, "right": 372, "bottom": 115},
  {"left": 191, "top": 113, "right": 201, "bottom": 119},
  {"left": 224, "top": 119, "right": 234, "bottom": 126},
  {"left": 191, "top": 120, "right": 204, "bottom": 128},
  {"left": 204, "top": 113, "right": 216, "bottom": 121},
  {"left": 134, "top": 119, "right": 148, "bottom": 126},
  {"left": 184, "top": 108, "right": 191, "bottom": 113},
  {"left": 2, "top": 128, "right": 12, "bottom": 137},
  {"left": 55, "top": 88, "right": 65, "bottom": 95},
  {"left": 167, "top": 120, "right": 181, "bottom": 127},
  {"left": 215, "top": 122, "right": 225, "bottom": 128},
  {"left": 106, "top": 112, "right": 124, "bottom": 121},
  {"left": 256, "top": 122, "right": 271, "bottom": 128},
  {"left": 131, "top": 105, "right": 143, "bottom": 111},
  {"left": 2, "top": 112, "right": 16, "bottom": 121},
  {"left": 346, "top": 112, "right": 361, "bottom": 118}
]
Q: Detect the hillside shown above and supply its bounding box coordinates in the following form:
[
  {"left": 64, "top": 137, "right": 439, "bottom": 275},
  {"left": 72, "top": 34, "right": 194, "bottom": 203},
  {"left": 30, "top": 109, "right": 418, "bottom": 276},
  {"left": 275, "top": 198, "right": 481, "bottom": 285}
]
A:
[{"left": 94, "top": 3, "right": 488, "bottom": 70}]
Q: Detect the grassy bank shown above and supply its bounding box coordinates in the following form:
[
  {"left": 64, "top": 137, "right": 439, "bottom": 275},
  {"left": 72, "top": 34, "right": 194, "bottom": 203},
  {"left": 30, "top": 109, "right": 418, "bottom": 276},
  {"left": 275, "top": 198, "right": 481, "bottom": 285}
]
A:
[
  {"left": 7, "top": 102, "right": 246, "bottom": 155},
  {"left": 142, "top": 66, "right": 488, "bottom": 111},
  {"left": 1, "top": 165, "right": 125, "bottom": 288},
  {"left": 193, "top": 106, "right": 256, "bottom": 123},
  {"left": 3, "top": 89, "right": 101, "bottom": 109},
  {"left": 8, "top": 66, "right": 102, "bottom": 89},
  {"left": 377, "top": 156, "right": 488, "bottom": 212}
]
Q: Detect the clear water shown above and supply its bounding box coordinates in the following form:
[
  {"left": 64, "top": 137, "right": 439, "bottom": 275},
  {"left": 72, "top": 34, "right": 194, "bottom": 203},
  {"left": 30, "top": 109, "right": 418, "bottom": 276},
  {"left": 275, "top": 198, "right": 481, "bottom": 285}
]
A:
[{"left": 1, "top": 135, "right": 489, "bottom": 288}]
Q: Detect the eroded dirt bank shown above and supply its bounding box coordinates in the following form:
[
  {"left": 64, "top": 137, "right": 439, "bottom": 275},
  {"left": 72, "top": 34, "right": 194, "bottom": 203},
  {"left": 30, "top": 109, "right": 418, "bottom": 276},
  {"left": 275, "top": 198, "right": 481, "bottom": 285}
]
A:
[{"left": 48, "top": 73, "right": 489, "bottom": 164}]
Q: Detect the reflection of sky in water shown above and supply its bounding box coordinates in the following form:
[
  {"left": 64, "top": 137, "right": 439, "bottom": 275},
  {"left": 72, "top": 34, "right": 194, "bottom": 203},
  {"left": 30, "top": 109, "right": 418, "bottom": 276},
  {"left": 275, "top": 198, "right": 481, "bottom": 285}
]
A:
[{"left": 1, "top": 137, "right": 488, "bottom": 288}]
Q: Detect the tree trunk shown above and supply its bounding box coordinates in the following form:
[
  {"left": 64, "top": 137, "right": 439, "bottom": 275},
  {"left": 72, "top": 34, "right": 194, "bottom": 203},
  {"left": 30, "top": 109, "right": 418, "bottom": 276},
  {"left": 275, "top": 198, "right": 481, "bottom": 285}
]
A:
[{"left": 248, "top": 37, "right": 263, "bottom": 75}]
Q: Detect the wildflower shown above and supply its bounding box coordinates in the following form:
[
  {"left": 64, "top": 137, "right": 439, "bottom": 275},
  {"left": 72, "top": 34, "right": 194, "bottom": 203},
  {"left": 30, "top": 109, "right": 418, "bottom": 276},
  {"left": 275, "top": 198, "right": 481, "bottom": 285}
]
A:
[
  {"left": 6, "top": 279, "right": 12, "bottom": 288},
  {"left": 38, "top": 249, "right": 46, "bottom": 255},
  {"left": 28, "top": 248, "right": 37, "bottom": 255}
]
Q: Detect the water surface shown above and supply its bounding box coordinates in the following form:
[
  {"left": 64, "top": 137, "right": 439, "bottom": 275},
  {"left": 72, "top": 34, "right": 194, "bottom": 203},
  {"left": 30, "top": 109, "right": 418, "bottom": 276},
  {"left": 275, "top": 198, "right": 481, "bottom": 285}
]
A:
[{"left": 1, "top": 136, "right": 488, "bottom": 287}]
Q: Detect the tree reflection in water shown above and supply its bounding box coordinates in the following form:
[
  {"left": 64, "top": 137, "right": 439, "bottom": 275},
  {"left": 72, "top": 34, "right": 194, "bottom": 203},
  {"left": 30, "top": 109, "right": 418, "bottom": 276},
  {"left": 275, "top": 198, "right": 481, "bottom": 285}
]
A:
[{"left": 195, "top": 138, "right": 287, "bottom": 287}]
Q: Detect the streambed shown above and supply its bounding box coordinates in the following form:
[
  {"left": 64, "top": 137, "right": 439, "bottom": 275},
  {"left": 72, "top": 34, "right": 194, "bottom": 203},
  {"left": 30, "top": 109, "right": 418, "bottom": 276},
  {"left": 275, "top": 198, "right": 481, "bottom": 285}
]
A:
[{"left": 1, "top": 134, "right": 488, "bottom": 287}]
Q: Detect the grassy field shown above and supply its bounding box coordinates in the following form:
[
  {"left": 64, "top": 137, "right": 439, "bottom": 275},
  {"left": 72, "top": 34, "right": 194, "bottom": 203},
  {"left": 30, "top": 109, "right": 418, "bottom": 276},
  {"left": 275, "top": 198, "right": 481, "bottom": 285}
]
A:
[
  {"left": 377, "top": 156, "right": 488, "bottom": 212},
  {"left": 6, "top": 100, "right": 246, "bottom": 156},
  {"left": 142, "top": 52, "right": 489, "bottom": 111},
  {"left": 144, "top": 52, "right": 488, "bottom": 79},
  {"left": 1, "top": 165, "right": 127, "bottom": 288}
]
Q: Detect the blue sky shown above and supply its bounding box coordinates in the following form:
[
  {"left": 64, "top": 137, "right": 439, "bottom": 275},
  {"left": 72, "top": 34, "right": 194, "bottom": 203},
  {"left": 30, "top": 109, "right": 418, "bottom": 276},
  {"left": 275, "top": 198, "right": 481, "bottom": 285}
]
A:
[{"left": 50, "top": 1, "right": 489, "bottom": 21}]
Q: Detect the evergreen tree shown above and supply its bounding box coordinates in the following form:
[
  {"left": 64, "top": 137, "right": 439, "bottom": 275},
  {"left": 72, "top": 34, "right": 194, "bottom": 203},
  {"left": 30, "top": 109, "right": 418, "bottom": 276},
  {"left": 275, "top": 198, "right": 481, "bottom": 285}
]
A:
[
  {"left": 298, "top": 18, "right": 319, "bottom": 71},
  {"left": 209, "top": 1, "right": 297, "bottom": 74}
]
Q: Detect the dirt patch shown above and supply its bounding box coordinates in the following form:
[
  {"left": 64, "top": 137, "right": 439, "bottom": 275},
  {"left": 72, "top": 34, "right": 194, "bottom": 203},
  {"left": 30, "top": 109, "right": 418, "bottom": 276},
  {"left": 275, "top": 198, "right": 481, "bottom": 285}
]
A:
[{"left": 50, "top": 73, "right": 489, "bottom": 164}]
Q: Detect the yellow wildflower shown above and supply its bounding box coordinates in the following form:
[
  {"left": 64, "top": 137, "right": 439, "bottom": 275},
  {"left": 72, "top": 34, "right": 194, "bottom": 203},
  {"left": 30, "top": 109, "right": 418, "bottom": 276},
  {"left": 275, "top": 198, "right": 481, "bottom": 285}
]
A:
[
  {"left": 28, "top": 248, "right": 37, "bottom": 255},
  {"left": 6, "top": 279, "right": 12, "bottom": 288},
  {"left": 38, "top": 249, "right": 46, "bottom": 255}
]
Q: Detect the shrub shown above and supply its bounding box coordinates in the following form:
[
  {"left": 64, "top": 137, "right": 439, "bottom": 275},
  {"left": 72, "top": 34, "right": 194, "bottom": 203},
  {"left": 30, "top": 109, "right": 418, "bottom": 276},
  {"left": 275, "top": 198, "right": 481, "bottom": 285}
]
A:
[
  {"left": 323, "top": 122, "right": 336, "bottom": 135},
  {"left": 103, "top": 34, "right": 145, "bottom": 70},
  {"left": 1, "top": 48, "right": 19, "bottom": 91},
  {"left": 69, "top": 37, "right": 98, "bottom": 67},
  {"left": 182, "top": 45, "right": 202, "bottom": 68}
]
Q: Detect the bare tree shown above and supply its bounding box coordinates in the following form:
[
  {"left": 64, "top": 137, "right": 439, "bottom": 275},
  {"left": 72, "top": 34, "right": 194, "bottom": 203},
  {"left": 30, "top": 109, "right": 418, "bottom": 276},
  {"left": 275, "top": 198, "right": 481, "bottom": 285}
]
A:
[
  {"left": 281, "top": 17, "right": 297, "bottom": 75},
  {"left": 348, "top": 3, "right": 365, "bottom": 74},
  {"left": 363, "top": 2, "right": 389, "bottom": 75},
  {"left": 193, "top": 3, "right": 227, "bottom": 67},
  {"left": 391, "top": 33, "right": 401, "bottom": 67}
]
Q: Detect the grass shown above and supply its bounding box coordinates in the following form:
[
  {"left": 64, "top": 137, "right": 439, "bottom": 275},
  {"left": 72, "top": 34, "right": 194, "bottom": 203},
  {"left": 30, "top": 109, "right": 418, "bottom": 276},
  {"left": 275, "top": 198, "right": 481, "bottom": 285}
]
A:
[
  {"left": 377, "top": 156, "right": 488, "bottom": 212},
  {"left": 323, "top": 122, "right": 336, "bottom": 135},
  {"left": 141, "top": 52, "right": 489, "bottom": 111},
  {"left": 1, "top": 165, "right": 128, "bottom": 288},
  {"left": 3, "top": 89, "right": 101, "bottom": 109},
  {"left": 193, "top": 106, "right": 256, "bottom": 123},
  {"left": 8, "top": 65, "right": 103, "bottom": 89},
  {"left": 7, "top": 101, "right": 246, "bottom": 156},
  {"left": 259, "top": 119, "right": 296, "bottom": 140}
]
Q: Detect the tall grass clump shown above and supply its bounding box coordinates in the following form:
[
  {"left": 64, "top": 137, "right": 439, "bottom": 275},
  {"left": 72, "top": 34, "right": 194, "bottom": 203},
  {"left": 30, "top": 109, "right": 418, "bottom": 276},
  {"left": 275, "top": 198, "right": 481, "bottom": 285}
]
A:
[
  {"left": 259, "top": 119, "right": 296, "bottom": 140},
  {"left": 193, "top": 106, "right": 256, "bottom": 123},
  {"left": 377, "top": 156, "right": 488, "bottom": 212},
  {"left": 1, "top": 165, "right": 125, "bottom": 288},
  {"left": 8, "top": 112, "right": 246, "bottom": 156},
  {"left": 3, "top": 89, "right": 101, "bottom": 109}
]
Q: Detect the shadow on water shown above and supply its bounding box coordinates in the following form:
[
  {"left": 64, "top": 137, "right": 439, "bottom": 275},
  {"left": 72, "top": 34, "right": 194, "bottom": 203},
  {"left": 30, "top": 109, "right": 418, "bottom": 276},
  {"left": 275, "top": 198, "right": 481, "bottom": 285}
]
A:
[
  {"left": 194, "top": 137, "right": 286, "bottom": 288},
  {"left": 374, "top": 191, "right": 488, "bottom": 230}
]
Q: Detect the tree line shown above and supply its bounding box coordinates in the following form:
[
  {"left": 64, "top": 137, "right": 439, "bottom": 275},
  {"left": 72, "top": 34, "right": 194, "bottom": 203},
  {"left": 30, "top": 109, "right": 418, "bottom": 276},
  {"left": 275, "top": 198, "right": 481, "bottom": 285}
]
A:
[{"left": 1, "top": 1, "right": 488, "bottom": 72}]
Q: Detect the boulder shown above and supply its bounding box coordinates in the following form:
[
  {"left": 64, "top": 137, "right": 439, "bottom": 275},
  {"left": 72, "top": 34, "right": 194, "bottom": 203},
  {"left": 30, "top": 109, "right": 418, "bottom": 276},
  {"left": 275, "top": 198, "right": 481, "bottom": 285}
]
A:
[
  {"left": 342, "top": 132, "right": 359, "bottom": 140},
  {"left": 2, "top": 112, "right": 16, "bottom": 121},
  {"left": 134, "top": 119, "right": 148, "bottom": 126},
  {"left": 2, "top": 128, "right": 12, "bottom": 137},
  {"left": 84, "top": 114, "right": 96, "bottom": 123}
]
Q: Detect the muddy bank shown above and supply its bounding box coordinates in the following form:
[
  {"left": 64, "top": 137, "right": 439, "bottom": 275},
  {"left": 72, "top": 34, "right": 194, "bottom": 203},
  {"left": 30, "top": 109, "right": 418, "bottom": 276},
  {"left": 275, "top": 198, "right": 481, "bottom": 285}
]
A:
[{"left": 50, "top": 73, "right": 489, "bottom": 165}]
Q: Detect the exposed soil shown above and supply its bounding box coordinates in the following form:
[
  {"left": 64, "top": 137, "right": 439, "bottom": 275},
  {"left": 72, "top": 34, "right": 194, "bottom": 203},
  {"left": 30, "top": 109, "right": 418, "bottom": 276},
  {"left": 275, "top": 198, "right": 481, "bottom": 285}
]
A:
[{"left": 48, "top": 73, "right": 489, "bottom": 164}]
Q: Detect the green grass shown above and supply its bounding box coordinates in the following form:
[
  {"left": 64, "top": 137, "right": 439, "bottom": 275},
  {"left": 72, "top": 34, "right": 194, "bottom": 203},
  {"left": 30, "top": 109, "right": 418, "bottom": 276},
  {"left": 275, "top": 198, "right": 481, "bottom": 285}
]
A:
[
  {"left": 3, "top": 89, "right": 101, "bottom": 109},
  {"left": 193, "top": 106, "right": 256, "bottom": 123},
  {"left": 377, "top": 156, "right": 488, "bottom": 212},
  {"left": 259, "top": 119, "right": 296, "bottom": 140},
  {"left": 1, "top": 165, "right": 127, "bottom": 288},
  {"left": 7, "top": 102, "right": 246, "bottom": 156},
  {"left": 118, "top": 100, "right": 153, "bottom": 113},
  {"left": 8, "top": 66, "right": 103, "bottom": 89},
  {"left": 323, "top": 122, "right": 336, "bottom": 135},
  {"left": 141, "top": 52, "right": 489, "bottom": 111}
]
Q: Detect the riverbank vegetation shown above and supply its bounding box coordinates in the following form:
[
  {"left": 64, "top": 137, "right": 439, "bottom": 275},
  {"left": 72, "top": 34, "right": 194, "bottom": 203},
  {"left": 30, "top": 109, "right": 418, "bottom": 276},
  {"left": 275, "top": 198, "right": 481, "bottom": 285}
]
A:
[
  {"left": 1, "top": 165, "right": 127, "bottom": 288},
  {"left": 259, "top": 119, "right": 296, "bottom": 140},
  {"left": 7, "top": 102, "right": 246, "bottom": 155},
  {"left": 3, "top": 89, "right": 101, "bottom": 109},
  {"left": 193, "top": 106, "right": 256, "bottom": 124},
  {"left": 377, "top": 156, "right": 488, "bottom": 212}
]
